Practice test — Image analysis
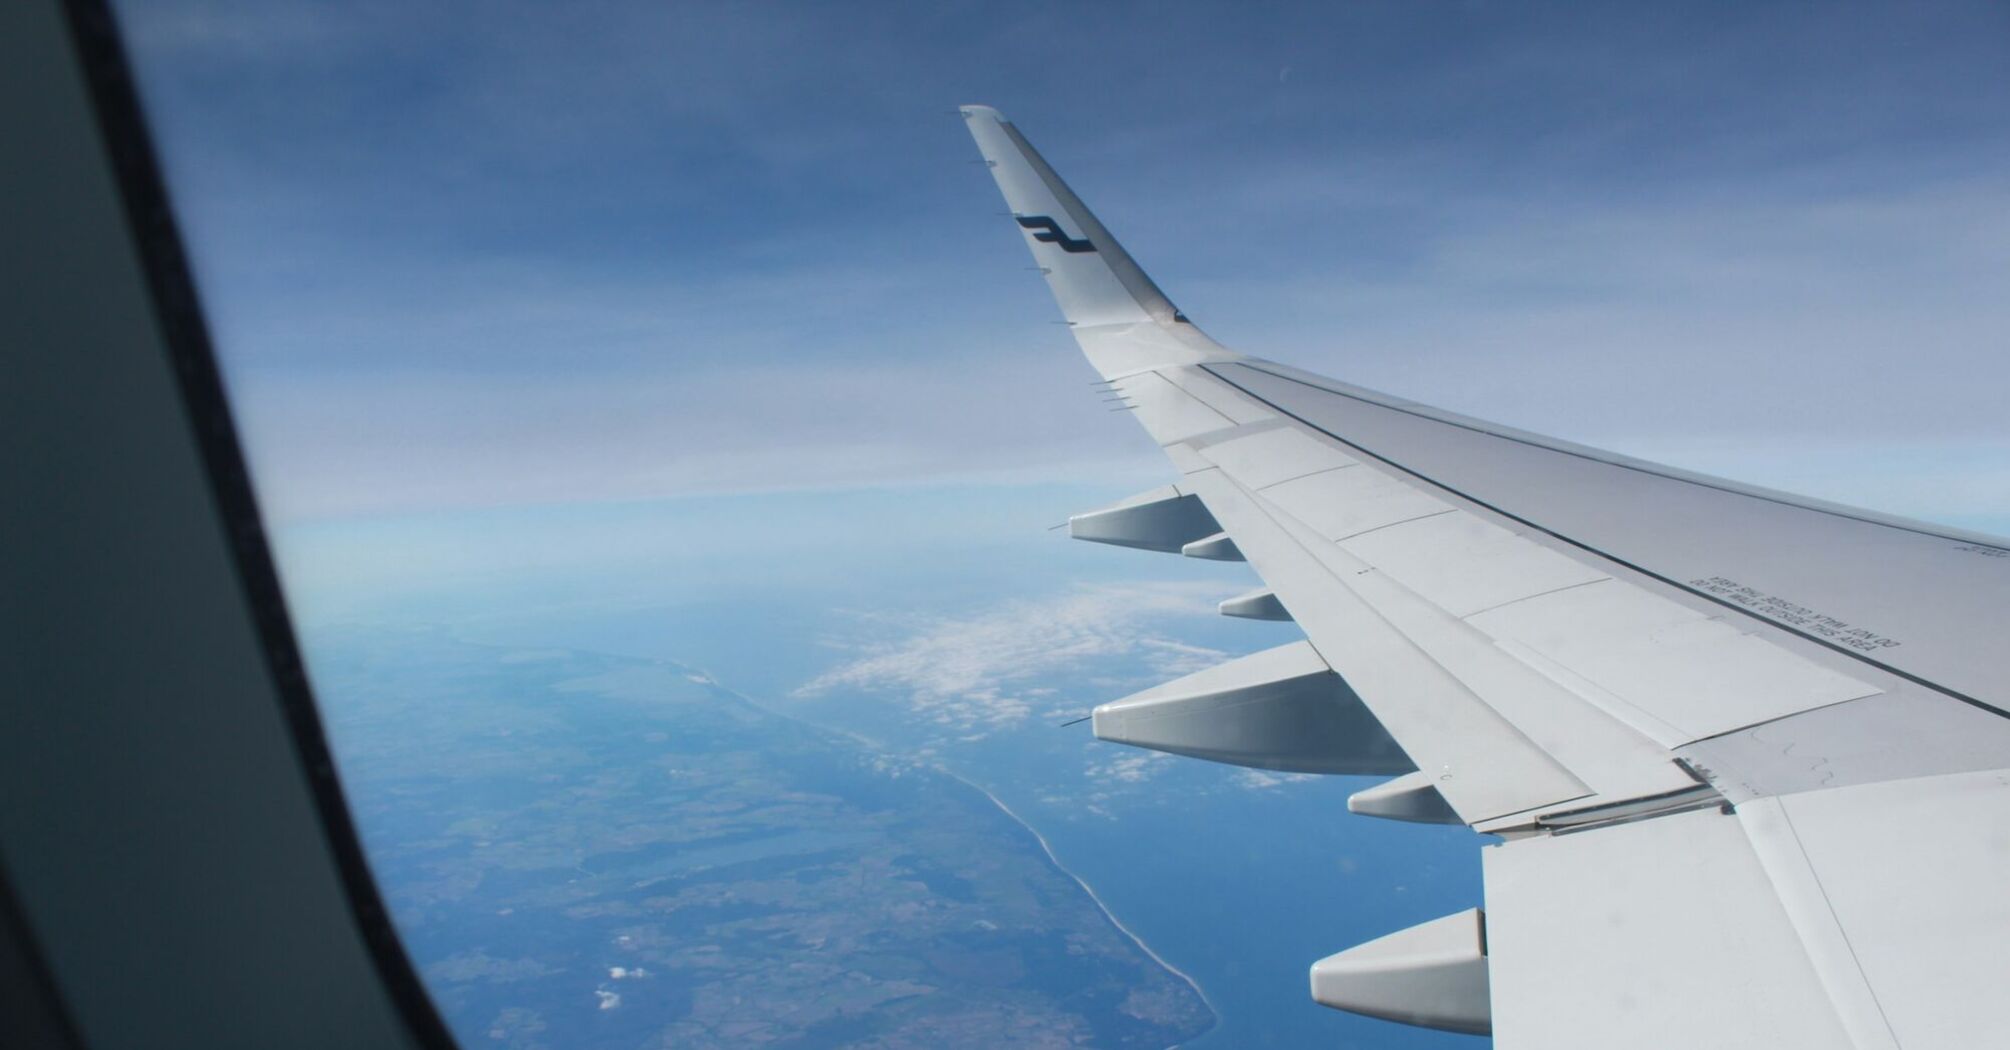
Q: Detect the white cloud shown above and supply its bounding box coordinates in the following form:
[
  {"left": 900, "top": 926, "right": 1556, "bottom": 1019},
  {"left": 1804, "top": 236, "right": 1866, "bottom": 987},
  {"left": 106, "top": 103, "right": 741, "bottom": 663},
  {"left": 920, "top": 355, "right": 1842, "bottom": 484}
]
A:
[
  {"left": 795, "top": 582, "right": 1229, "bottom": 734},
  {"left": 594, "top": 989, "right": 621, "bottom": 1011},
  {"left": 229, "top": 347, "right": 1164, "bottom": 524},
  {"left": 1233, "top": 769, "right": 1319, "bottom": 791},
  {"left": 1088, "top": 752, "right": 1172, "bottom": 786}
]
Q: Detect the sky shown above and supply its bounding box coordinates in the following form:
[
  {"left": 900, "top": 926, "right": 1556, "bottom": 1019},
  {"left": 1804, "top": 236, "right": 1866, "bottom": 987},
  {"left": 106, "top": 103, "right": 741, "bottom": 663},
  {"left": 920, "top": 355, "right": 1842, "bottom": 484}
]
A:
[{"left": 116, "top": 1, "right": 2010, "bottom": 554}]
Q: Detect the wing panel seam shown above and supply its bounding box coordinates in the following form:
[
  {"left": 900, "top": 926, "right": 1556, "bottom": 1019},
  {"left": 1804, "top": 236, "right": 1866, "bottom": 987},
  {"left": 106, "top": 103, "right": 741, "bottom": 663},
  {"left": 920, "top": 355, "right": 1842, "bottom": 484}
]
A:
[
  {"left": 1456, "top": 576, "right": 1611, "bottom": 622},
  {"left": 1333, "top": 507, "right": 1459, "bottom": 542},
  {"left": 1743, "top": 798, "right": 1903, "bottom": 1050},
  {"left": 1254, "top": 462, "right": 1362, "bottom": 491}
]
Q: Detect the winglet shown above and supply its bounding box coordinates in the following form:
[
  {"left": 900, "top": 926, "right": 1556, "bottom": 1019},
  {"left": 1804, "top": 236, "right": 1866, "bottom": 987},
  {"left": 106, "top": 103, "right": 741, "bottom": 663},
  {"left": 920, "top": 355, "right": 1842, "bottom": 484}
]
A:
[{"left": 961, "top": 105, "right": 1185, "bottom": 329}]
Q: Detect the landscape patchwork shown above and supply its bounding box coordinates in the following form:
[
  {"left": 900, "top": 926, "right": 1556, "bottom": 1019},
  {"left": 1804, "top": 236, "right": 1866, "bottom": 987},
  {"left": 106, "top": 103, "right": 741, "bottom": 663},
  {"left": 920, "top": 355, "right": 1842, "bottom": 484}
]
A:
[{"left": 313, "top": 629, "right": 1213, "bottom": 1048}]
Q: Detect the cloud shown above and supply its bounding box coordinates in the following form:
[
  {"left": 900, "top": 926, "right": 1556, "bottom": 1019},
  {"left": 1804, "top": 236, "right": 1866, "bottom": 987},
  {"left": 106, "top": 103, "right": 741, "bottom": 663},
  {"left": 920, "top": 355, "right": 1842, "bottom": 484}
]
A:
[
  {"left": 594, "top": 989, "right": 621, "bottom": 1011},
  {"left": 795, "top": 582, "right": 1229, "bottom": 734},
  {"left": 115, "top": 0, "right": 2010, "bottom": 535},
  {"left": 1232, "top": 769, "right": 1319, "bottom": 791},
  {"left": 1087, "top": 752, "right": 1172, "bottom": 786},
  {"left": 229, "top": 348, "right": 1165, "bottom": 523}
]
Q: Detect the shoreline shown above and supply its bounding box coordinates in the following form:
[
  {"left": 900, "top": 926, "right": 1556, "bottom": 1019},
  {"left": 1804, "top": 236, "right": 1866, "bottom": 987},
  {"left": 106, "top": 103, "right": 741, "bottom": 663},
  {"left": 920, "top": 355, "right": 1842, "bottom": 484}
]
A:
[
  {"left": 577, "top": 651, "right": 1223, "bottom": 1045},
  {"left": 937, "top": 767, "right": 1221, "bottom": 1046}
]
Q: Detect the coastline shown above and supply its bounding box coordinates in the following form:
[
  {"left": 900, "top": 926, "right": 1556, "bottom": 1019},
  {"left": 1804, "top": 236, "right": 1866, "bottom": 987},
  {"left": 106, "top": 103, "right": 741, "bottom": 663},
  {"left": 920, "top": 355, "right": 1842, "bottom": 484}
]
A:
[
  {"left": 683, "top": 665, "right": 1221, "bottom": 1045},
  {"left": 936, "top": 766, "right": 1221, "bottom": 1046}
]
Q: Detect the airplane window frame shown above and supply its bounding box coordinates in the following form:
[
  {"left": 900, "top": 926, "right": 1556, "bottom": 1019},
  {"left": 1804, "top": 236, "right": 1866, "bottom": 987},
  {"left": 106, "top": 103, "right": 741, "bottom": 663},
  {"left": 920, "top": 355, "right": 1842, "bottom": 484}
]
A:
[{"left": 2, "top": 2, "right": 458, "bottom": 1047}]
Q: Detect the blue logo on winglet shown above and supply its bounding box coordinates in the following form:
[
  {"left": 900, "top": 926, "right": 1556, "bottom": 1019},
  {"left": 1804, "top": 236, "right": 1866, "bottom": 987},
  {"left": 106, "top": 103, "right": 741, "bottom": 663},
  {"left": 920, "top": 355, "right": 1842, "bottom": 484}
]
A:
[{"left": 1016, "top": 215, "right": 1097, "bottom": 254}]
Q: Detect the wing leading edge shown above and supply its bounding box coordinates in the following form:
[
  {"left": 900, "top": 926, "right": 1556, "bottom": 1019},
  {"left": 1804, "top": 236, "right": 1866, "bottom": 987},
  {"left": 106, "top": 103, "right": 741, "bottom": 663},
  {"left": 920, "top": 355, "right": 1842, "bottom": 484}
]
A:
[{"left": 962, "top": 104, "right": 2010, "bottom": 1049}]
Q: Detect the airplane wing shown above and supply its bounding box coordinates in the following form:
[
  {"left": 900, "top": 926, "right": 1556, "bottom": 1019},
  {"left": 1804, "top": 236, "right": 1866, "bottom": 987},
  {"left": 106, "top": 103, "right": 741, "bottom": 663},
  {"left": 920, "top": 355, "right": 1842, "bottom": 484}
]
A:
[{"left": 962, "top": 104, "right": 2010, "bottom": 1049}]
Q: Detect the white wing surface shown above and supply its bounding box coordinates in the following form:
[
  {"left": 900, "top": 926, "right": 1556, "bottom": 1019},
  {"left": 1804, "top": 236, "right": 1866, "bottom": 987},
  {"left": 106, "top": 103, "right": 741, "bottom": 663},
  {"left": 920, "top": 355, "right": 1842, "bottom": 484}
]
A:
[{"left": 962, "top": 104, "right": 2010, "bottom": 1049}]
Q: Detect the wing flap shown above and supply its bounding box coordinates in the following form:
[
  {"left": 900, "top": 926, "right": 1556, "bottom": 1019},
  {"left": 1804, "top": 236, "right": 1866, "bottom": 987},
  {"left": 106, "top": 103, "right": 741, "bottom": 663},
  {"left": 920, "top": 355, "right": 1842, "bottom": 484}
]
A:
[
  {"left": 1484, "top": 805, "right": 1856, "bottom": 1050},
  {"left": 1750, "top": 769, "right": 2010, "bottom": 1050},
  {"left": 1487, "top": 769, "right": 2010, "bottom": 1050}
]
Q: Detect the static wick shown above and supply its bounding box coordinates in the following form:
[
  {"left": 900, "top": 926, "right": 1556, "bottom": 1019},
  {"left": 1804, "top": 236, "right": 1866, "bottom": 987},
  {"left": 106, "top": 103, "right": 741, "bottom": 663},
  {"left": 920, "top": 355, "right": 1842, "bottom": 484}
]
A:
[{"left": 1059, "top": 715, "right": 1092, "bottom": 728}]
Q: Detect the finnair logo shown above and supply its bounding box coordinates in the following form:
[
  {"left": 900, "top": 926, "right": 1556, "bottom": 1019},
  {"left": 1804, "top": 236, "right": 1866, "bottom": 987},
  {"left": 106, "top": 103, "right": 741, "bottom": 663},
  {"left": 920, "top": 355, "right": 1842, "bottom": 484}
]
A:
[{"left": 1016, "top": 215, "right": 1096, "bottom": 254}]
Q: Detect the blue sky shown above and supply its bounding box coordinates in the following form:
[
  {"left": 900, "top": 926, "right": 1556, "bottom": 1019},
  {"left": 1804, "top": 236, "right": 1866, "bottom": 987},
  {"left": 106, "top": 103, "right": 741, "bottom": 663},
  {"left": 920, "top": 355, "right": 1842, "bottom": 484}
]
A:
[{"left": 115, "top": 0, "right": 2010, "bottom": 619}]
